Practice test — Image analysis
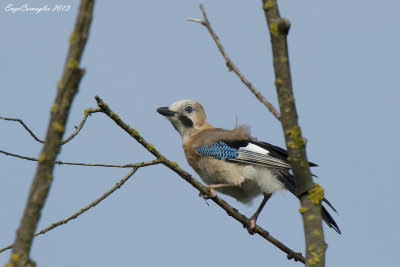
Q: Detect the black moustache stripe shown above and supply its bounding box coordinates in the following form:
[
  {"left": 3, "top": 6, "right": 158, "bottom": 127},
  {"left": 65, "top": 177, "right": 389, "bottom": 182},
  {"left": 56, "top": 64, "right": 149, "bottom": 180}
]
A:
[{"left": 179, "top": 115, "right": 193, "bottom": 127}]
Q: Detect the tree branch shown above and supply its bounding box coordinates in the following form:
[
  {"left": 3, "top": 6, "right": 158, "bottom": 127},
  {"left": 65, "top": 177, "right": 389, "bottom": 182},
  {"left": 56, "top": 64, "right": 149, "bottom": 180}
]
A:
[
  {"left": 95, "top": 96, "right": 305, "bottom": 264},
  {"left": 61, "top": 108, "right": 101, "bottom": 144},
  {"left": 0, "top": 159, "right": 161, "bottom": 254},
  {"left": 261, "top": 0, "right": 326, "bottom": 266},
  {"left": 0, "top": 108, "right": 101, "bottom": 145},
  {"left": 8, "top": 1, "right": 95, "bottom": 266},
  {"left": 0, "top": 117, "right": 44, "bottom": 143},
  {"left": 0, "top": 149, "right": 149, "bottom": 168},
  {"left": 188, "top": 4, "right": 281, "bottom": 120}
]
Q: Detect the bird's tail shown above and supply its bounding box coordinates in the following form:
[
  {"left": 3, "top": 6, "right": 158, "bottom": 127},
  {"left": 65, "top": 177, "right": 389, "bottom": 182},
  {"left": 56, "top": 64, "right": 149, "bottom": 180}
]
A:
[
  {"left": 275, "top": 171, "right": 341, "bottom": 234},
  {"left": 321, "top": 198, "right": 341, "bottom": 234}
]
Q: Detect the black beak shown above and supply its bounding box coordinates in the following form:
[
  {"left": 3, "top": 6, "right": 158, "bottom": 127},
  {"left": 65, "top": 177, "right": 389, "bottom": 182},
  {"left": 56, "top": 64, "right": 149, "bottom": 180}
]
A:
[{"left": 157, "top": 107, "right": 176, "bottom": 117}]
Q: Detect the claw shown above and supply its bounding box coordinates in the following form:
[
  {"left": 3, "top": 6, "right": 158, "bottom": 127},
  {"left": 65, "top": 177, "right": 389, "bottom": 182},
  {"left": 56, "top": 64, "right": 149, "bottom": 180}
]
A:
[
  {"left": 199, "top": 185, "right": 217, "bottom": 199},
  {"left": 247, "top": 218, "right": 257, "bottom": 235},
  {"left": 246, "top": 193, "right": 272, "bottom": 234}
]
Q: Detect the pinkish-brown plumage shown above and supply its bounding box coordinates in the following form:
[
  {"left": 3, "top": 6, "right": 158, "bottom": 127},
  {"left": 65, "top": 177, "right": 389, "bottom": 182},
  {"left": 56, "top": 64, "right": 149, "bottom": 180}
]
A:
[{"left": 157, "top": 99, "right": 341, "bottom": 233}]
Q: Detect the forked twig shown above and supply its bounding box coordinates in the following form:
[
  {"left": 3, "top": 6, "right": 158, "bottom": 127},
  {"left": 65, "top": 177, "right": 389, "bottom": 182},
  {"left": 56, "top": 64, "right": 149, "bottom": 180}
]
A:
[
  {"left": 62, "top": 108, "right": 101, "bottom": 144},
  {"left": 0, "top": 108, "right": 101, "bottom": 145}
]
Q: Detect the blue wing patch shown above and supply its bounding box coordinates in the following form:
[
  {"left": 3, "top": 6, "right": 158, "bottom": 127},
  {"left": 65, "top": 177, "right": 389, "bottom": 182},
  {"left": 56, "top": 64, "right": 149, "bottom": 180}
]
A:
[{"left": 196, "top": 141, "right": 238, "bottom": 160}]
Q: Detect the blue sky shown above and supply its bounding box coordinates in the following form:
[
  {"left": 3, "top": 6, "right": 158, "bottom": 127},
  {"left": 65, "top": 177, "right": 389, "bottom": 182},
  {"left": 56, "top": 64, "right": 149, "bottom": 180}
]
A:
[{"left": 1, "top": 0, "right": 399, "bottom": 266}]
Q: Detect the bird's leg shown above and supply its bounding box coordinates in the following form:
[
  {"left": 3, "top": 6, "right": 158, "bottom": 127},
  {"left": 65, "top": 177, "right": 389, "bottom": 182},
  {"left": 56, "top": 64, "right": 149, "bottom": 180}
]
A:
[
  {"left": 201, "top": 177, "right": 246, "bottom": 199},
  {"left": 248, "top": 193, "right": 272, "bottom": 233},
  {"left": 200, "top": 183, "right": 232, "bottom": 199}
]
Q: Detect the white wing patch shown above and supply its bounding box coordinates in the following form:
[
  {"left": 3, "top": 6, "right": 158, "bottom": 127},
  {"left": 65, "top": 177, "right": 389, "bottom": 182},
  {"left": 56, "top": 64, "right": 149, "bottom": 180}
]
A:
[
  {"left": 242, "top": 143, "right": 270, "bottom": 155},
  {"left": 227, "top": 142, "right": 291, "bottom": 170}
]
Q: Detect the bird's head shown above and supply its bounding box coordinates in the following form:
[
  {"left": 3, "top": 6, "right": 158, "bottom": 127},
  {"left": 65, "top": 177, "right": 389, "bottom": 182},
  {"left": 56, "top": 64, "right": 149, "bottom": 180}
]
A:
[{"left": 157, "top": 99, "right": 211, "bottom": 142}]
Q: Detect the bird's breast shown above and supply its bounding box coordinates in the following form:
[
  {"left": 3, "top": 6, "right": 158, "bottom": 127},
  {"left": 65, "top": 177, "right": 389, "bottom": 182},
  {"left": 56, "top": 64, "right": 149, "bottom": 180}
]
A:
[{"left": 183, "top": 143, "right": 286, "bottom": 204}]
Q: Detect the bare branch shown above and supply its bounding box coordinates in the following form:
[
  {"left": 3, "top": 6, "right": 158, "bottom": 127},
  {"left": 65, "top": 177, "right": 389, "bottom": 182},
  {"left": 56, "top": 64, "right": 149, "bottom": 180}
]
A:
[
  {"left": 261, "top": 0, "right": 326, "bottom": 266},
  {"left": 61, "top": 107, "right": 101, "bottom": 144},
  {"left": 95, "top": 96, "right": 305, "bottom": 263},
  {"left": 1, "top": 108, "right": 101, "bottom": 146},
  {"left": 0, "top": 149, "right": 160, "bottom": 168},
  {"left": 188, "top": 4, "right": 281, "bottom": 120},
  {"left": 0, "top": 150, "right": 37, "bottom": 162},
  {"left": 0, "top": 117, "right": 44, "bottom": 143},
  {"left": 0, "top": 159, "right": 161, "bottom": 254},
  {"left": 187, "top": 18, "right": 204, "bottom": 24},
  {"left": 8, "top": 1, "right": 95, "bottom": 266}
]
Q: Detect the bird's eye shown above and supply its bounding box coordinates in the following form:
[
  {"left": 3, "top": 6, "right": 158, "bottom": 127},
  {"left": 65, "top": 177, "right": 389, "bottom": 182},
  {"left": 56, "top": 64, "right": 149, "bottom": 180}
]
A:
[{"left": 184, "top": 105, "right": 193, "bottom": 113}]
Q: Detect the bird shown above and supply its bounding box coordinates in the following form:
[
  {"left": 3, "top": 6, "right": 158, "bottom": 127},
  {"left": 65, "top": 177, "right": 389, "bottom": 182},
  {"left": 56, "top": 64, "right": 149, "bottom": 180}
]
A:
[{"left": 157, "top": 99, "right": 341, "bottom": 234}]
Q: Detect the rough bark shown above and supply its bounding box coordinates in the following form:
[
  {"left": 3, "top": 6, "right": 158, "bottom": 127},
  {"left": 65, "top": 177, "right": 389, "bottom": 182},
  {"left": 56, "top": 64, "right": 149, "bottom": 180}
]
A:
[
  {"left": 7, "top": 1, "right": 95, "bottom": 266},
  {"left": 261, "top": 0, "right": 327, "bottom": 266}
]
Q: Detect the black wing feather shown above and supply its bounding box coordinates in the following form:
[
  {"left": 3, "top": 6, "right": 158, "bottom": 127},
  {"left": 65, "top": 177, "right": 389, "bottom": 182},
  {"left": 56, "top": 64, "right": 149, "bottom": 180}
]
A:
[
  {"left": 322, "top": 205, "right": 341, "bottom": 234},
  {"left": 223, "top": 140, "right": 250, "bottom": 149},
  {"left": 275, "top": 171, "right": 341, "bottom": 234},
  {"left": 250, "top": 141, "right": 318, "bottom": 167}
]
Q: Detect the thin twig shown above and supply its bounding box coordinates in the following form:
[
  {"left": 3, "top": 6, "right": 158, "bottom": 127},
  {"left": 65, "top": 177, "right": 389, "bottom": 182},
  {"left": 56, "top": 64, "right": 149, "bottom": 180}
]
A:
[
  {"left": 1, "top": 108, "right": 101, "bottom": 146},
  {"left": 0, "top": 149, "right": 147, "bottom": 168},
  {"left": 0, "top": 150, "right": 37, "bottom": 162},
  {"left": 188, "top": 4, "right": 281, "bottom": 120},
  {"left": 0, "top": 117, "right": 44, "bottom": 143},
  {"left": 0, "top": 159, "right": 161, "bottom": 254},
  {"left": 62, "top": 107, "right": 101, "bottom": 144},
  {"left": 95, "top": 96, "right": 304, "bottom": 263}
]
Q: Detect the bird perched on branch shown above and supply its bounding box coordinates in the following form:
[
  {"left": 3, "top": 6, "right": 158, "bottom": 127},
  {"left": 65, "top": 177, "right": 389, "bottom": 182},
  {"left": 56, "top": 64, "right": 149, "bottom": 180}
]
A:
[{"left": 157, "top": 99, "right": 340, "bottom": 234}]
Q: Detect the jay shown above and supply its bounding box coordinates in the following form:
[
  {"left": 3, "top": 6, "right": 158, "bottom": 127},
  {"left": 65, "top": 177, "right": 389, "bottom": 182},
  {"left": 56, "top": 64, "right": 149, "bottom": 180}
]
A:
[{"left": 157, "top": 99, "right": 340, "bottom": 234}]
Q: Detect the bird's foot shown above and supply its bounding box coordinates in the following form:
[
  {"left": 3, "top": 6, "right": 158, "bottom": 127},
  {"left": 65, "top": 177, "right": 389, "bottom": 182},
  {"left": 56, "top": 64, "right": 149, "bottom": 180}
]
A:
[
  {"left": 246, "top": 216, "right": 257, "bottom": 235},
  {"left": 245, "top": 193, "right": 271, "bottom": 234},
  {"left": 199, "top": 185, "right": 217, "bottom": 199},
  {"left": 199, "top": 183, "right": 233, "bottom": 199}
]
